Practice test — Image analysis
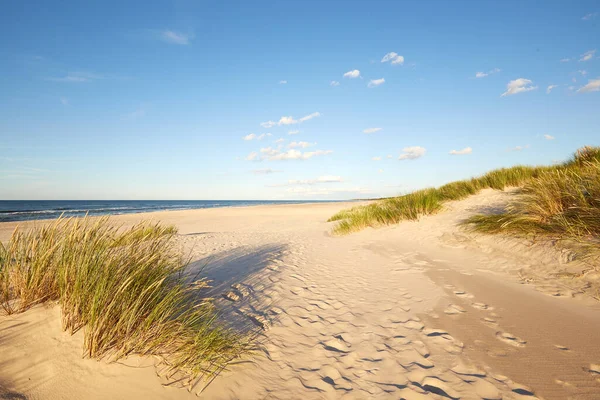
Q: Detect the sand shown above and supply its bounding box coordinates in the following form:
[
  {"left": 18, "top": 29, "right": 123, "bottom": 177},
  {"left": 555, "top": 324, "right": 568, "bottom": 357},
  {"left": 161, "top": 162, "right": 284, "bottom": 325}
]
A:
[{"left": 1, "top": 189, "right": 600, "bottom": 399}]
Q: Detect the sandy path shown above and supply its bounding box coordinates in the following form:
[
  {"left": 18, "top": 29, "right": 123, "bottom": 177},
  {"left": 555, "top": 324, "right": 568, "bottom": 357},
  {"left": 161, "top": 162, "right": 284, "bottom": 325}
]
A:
[{"left": 1, "top": 191, "right": 600, "bottom": 399}]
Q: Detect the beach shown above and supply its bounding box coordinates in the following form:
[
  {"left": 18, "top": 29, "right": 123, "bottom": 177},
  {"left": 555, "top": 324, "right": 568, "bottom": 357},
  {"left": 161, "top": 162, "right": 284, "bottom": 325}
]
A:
[{"left": 1, "top": 189, "right": 600, "bottom": 399}]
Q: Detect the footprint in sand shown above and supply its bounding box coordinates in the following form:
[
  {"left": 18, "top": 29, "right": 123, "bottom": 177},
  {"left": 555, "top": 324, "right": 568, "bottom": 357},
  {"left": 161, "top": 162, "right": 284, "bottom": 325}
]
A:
[
  {"left": 453, "top": 290, "right": 474, "bottom": 299},
  {"left": 471, "top": 302, "right": 493, "bottom": 311},
  {"left": 444, "top": 304, "right": 467, "bottom": 315},
  {"left": 496, "top": 331, "right": 526, "bottom": 347}
]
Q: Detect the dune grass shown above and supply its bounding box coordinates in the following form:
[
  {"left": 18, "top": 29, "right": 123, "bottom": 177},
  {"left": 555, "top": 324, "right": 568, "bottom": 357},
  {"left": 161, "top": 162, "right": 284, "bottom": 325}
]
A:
[
  {"left": 464, "top": 147, "right": 600, "bottom": 261},
  {"left": 329, "top": 165, "right": 552, "bottom": 234},
  {"left": 0, "top": 217, "right": 248, "bottom": 384},
  {"left": 329, "top": 146, "right": 600, "bottom": 236}
]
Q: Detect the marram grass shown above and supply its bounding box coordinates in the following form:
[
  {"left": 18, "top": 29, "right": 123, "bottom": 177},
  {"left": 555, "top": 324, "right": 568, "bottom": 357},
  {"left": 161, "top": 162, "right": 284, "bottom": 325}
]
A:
[
  {"left": 464, "top": 147, "right": 600, "bottom": 261},
  {"left": 0, "top": 217, "right": 249, "bottom": 384},
  {"left": 329, "top": 146, "right": 600, "bottom": 237}
]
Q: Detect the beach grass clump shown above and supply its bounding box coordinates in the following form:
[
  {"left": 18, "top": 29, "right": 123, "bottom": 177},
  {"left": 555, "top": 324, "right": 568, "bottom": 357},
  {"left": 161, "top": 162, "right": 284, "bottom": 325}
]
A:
[
  {"left": 0, "top": 217, "right": 247, "bottom": 382},
  {"left": 329, "top": 165, "right": 549, "bottom": 234},
  {"left": 465, "top": 155, "right": 600, "bottom": 257}
]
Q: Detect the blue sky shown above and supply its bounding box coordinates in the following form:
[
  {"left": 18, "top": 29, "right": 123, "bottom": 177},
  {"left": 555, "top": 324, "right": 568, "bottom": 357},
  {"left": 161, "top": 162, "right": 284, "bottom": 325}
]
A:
[{"left": 1, "top": 0, "right": 599, "bottom": 200}]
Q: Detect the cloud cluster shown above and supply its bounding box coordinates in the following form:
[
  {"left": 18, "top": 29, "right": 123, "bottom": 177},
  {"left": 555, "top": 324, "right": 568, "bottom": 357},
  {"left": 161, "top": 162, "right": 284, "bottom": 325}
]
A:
[
  {"left": 161, "top": 30, "right": 192, "bottom": 45},
  {"left": 279, "top": 80, "right": 287, "bottom": 84},
  {"left": 288, "top": 141, "right": 315, "bottom": 149},
  {"left": 343, "top": 70, "right": 360, "bottom": 78},
  {"left": 580, "top": 49, "right": 596, "bottom": 62},
  {"left": 582, "top": 12, "right": 598, "bottom": 20},
  {"left": 546, "top": 85, "right": 559, "bottom": 94},
  {"left": 247, "top": 146, "right": 333, "bottom": 161},
  {"left": 501, "top": 78, "right": 537, "bottom": 96},
  {"left": 543, "top": 134, "right": 555, "bottom": 140},
  {"left": 381, "top": 52, "right": 404, "bottom": 65},
  {"left": 475, "top": 68, "right": 501, "bottom": 78},
  {"left": 577, "top": 79, "right": 600, "bottom": 93},
  {"left": 363, "top": 127, "right": 382, "bottom": 134},
  {"left": 243, "top": 133, "right": 271, "bottom": 141},
  {"left": 288, "top": 130, "right": 300, "bottom": 135},
  {"left": 368, "top": 78, "right": 385, "bottom": 88},
  {"left": 261, "top": 112, "right": 320, "bottom": 128},
  {"left": 330, "top": 81, "right": 340, "bottom": 86},
  {"left": 449, "top": 147, "right": 472, "bottom": 155},
  {"left": 399, "top": 146, "right": 426, "bottom": 160}
]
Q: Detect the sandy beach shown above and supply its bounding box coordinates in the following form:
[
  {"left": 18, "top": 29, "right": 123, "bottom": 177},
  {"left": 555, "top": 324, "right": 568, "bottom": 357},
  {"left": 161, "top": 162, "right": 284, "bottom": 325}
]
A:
[{"left": 1, "top": 189, "right": 600, "bottom": 399}]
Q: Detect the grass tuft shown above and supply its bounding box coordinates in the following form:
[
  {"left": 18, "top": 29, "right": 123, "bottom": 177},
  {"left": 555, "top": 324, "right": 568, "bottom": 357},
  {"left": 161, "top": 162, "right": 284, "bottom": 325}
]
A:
[
  {"left": 464, "top": 154, "right": 600, "bottom": 261},
  {"left": 0, "top": 217, "right": 248, "bottom": 384},
  {"left": 329, "top": 147, "right": 600, "bottom": 236},
  {"left": 329, "top": 165, "right": 551, "bottom": 234}
]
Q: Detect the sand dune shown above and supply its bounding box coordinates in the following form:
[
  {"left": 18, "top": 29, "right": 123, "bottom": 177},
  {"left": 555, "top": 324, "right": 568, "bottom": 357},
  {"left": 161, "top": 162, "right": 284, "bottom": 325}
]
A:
[{"left": 1, "top": 190, "right": 600, "bottom": 399}]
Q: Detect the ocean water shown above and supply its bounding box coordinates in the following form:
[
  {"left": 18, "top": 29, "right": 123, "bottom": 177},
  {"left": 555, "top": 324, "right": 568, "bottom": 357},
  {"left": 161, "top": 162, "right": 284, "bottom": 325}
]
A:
[{"left": 0, "top": 200, "right": 331, "bottom": 223}]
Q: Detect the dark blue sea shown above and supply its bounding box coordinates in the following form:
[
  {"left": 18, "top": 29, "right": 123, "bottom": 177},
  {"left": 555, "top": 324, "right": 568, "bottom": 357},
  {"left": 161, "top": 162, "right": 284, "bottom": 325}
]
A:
[{"left": 0, "top": 200, "right": 333, "bottom": 223}]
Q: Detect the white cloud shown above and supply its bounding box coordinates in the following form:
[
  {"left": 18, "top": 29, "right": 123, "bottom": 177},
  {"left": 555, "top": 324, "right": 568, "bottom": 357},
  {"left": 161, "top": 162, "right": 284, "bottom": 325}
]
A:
[
  {"left": 243, "top": 133, "right": 271, "bottom": 141},
  {"left": 343, "top": 69, "right": 360, "bottom": 78},
  {"left": 582, "top": 12, "right": 598, "bottom": 20},
  {"left": 372, "top": 156, "right": 382, "bottom": 161},
  {"left": 288, "top": 130, "right": 300, "bottom": 135},
  {"left": 59, "top": 96, "right": 69, "bottom": 105},
  {"left": 508, "top": 145, "right": 530, "bottom": 152},
  {"left": 449, "top": 147, "right": 472, "bottom": 155},
  {"left": 474, "top": 68, "right": 501, "bottom": 78},
  {"left": 279, "top": 80, "right": 287, "bottom": 84},
  {"left": 161, "top": 30, "right": 192, "bottom": 45},
  {"left": 560, "top": 58, "right": 570, "bottom": 63},
  {"left": 368, "top": 78, "right": 385, "bottom": 88},
  {"left": 252, "top": 168, "right": 281, "bottom": 175},
  {"left": 260, "top": 121, "right": 276, "bottom": 128},
  {"left": 48, "top": 71, "right": 103, "bottom": 83},
  {"left": 501, "top": 78, "right": 537, "bottom": 96},
  {"left": 398, "top": 146, "right": 426, "bottom": 160},
  {"left": 275, "top": 138, "right": 285, "bottom": 144},
  {"left": 288, "top": 141, "right": 315, "bottom": 149},
  {"left": 247, "top": 147, "right": 333, "bottom": 161},
  {"left": 577, "top": 79, "right": 600, "bottom": 93},
  {"left": 269, "top": 149, "right": 333, "bottom": 161},
  {"left": 261, "top": 112, "right": 320, "bottom": 128},
  {"left": 330, "top": 81, "right": 340, "bottom": 86},
  {"left": 363, "top": 127, "right": 382, "bottom": 134},
  {"left": 543, "top": 134, "right": 555, "bottom": 140},
  {"left": 546, "top": 84, "right": 559, "bottom": 94},
  {"left": 381, "top": 52, "right": 404, "bottom": 65},
  {"left": 580, "top": 49, "right": 596, "bottom": 62}
]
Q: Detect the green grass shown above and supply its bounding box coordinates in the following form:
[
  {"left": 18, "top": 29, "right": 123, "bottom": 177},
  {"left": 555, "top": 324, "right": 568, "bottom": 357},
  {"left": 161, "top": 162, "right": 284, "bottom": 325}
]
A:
[
  {"left": 329, "top": 146, "right": 600, "bottom": 236},
  {"left": 464, "top": 147, "right": 600, "bottom": 261},
  {"left": 0, "top": 217, "right": 249, "bottom": 385},
  {"left": 329, "top": 165, "right": 552, "bottom": 234}
]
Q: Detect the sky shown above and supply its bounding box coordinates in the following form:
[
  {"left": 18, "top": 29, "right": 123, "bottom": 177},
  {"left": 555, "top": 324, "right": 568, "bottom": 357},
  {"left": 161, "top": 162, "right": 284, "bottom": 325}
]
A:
[{"left": 0, "top": 0, "right": 599, "bottom": 200}]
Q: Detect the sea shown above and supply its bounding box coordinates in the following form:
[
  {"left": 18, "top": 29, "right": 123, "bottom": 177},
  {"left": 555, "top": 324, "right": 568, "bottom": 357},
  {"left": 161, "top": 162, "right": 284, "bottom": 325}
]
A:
[{"left": 0, "top": 200, "right": 333, "bottom": 223}]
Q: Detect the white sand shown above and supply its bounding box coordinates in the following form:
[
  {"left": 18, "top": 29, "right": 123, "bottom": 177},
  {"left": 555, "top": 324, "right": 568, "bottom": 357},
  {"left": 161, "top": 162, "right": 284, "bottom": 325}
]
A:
[{"left": 1, "top": 189, "right": 600, "bottom": 399}]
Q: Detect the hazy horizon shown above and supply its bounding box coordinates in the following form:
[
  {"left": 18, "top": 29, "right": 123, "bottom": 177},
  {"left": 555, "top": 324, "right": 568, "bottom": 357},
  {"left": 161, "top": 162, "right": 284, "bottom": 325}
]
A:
[{"left": 1, "top": 0, "right": 599, "bottom": 200}]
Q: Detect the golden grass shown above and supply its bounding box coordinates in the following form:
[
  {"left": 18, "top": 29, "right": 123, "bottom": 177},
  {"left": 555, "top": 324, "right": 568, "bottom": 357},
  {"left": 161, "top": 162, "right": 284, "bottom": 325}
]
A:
[
  {"left": 329, "top": 146, "right": 600, "bottom": 236},
  {"left": 464, "top": 147, "right": 600, "bottom": 262},
  {"left": 329, "top": 165, "right": 551, "bottom": 234},
  {"left": 0, "top": 217, "right": 249, "bottom": 384}
]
